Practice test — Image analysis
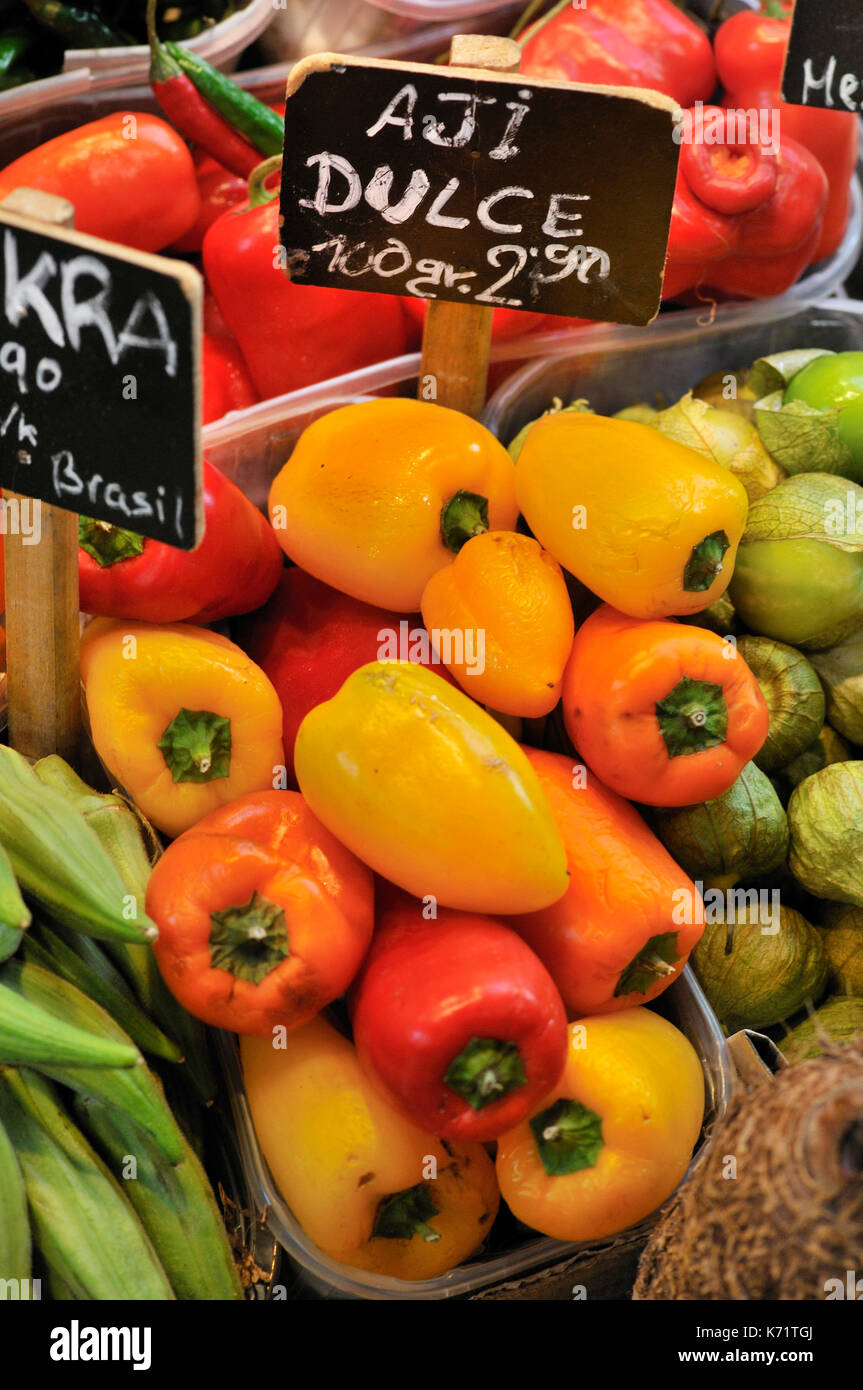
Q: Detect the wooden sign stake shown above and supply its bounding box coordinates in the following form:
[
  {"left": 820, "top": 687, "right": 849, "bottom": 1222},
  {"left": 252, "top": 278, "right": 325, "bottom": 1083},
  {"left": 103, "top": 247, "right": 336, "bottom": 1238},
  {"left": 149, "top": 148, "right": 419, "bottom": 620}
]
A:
[
  {"left": 1, "top": 187, "right": 81, "bottom": 767},
  {"left": 418, "top": 35, "right": 521, "bottom": 418}
]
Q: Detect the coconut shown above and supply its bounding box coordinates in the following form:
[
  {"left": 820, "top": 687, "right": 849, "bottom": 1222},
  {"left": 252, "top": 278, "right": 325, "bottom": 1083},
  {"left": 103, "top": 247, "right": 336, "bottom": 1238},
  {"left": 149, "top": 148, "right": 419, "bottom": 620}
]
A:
[
  {"left": 781, "top": 998, "right": 863, "bottom": 1064},
  {"left": 692, "top": 904, "right": 828, "bottom": 1034},
  {"left": 736, "top": 636, "right": 825, "bottom": 773},
  {"left": 652, "top": 761, "right": 788, "bottom": 889},
  {"left": 633, "top": 1042, "right": 863, "bottom": 1300},
  {"left": 818, "top": 903, "right": 863, "bottom": 995},
  {"left": 788, "top": 762, "right": 863, "bottom": 907}
]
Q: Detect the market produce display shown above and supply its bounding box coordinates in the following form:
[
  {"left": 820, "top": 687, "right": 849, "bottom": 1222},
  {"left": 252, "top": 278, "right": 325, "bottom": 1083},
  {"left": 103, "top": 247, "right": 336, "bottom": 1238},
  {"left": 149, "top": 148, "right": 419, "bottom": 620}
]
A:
[
  {"left": 0, "top": 0, "right": 856, "bottom": 430},
  {"left": 2, "top": 0, "right": 863, "bottom": 1313}
]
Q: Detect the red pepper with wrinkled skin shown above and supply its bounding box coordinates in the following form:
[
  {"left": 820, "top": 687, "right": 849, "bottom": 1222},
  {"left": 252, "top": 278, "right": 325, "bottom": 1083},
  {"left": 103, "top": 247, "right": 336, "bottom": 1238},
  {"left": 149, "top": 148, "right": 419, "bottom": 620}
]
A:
[
  {"left": 203, "top": 161, "right": 409, "bottom": 401},
  {"left": 662, "top": 109, "right": 827, "bottom": 301},
  {"left": 171, "top": 150, "right": 247, "bottom": 254},
  {"left": 201, "top": 332, "right": 259, "bottom": 423},
  {"left": 715, "top": 8, "right": 858, "bottom": 262},
  {"left": 350, "top": 904, "right": 568, "bottom": 1143},
  {"left": 519, "top": 0, "right": 715, "bottom": 109},
  {"left": 233, "top": 568, "right": 454, "bottom": 783},
  {"left": 78, "top": 459, "right": 282, "bottom": 624}
]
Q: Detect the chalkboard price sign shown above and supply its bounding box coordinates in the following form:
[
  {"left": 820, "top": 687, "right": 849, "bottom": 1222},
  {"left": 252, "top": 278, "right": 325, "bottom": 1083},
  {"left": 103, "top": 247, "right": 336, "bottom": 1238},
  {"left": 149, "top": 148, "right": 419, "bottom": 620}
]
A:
[
  {"left": 0, "top": 202, "right": 202, "bottom": 549},
  {"left": 279, "top": 54, "right": 680, "bottom": 327},
  {"left": 782, "top": 0, "right": 863, "bottom": 111}
]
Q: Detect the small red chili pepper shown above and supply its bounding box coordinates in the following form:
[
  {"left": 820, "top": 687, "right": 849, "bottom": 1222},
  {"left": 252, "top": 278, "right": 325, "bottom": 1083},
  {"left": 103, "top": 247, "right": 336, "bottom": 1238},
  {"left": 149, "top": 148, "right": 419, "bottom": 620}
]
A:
[{"left": 146, "top": 0, "right": 260, "bottom": 181}]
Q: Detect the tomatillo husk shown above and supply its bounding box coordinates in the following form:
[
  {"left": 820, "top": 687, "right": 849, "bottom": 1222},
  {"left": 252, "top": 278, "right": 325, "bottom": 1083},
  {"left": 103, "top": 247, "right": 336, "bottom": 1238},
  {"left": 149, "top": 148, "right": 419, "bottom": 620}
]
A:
[
  {"left": 736, "top": 636, "right": 825, "bottom": 774},
  {"left": 788, "top": 761, "right": 863, "bottom": 906},
  {"left": 781, "top": 724, "right": 850, "bottom": 790},
  {"left": 810, "top": 627, "right": 863, "bottom": 745},
  {"left": 729, "top": 473, "right": 863, "bottom": 650},
  {"left": 652, "top": 392, "right": 783, "bottom": 502},
  {"left": 779, "top": 996, "right": 863, "bottom": 1064},
  {"left": 692, "top": 904, "right": 828, "bottom": 1034},
  {"left": 652, "top": 761, "right": 788, "bottom": 890},
  {"left": 818, "top": 902, "right": 863, "bottom": 995}
]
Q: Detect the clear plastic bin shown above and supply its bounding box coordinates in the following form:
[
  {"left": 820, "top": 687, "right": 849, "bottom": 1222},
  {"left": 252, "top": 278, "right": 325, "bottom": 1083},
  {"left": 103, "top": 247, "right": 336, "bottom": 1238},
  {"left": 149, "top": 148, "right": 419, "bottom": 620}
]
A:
[
  {"left": 483, "top": 297, "right": 863, "bottom": 442},
  {"left": 0, "top": 18, "right": 511, "bottom": 161},
  {"left": 218, "top": 968, "right": 731, "bottom": 1300},
  {"left": 0, "top": 0, "right": 274, "bottom": 124}
]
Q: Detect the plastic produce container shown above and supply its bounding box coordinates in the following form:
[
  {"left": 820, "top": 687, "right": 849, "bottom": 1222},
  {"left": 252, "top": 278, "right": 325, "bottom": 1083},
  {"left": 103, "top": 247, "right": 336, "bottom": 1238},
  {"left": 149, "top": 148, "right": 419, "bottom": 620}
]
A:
[
  {"left": 0, "top": 0, "right": 274, "bottom": 125},
  {"left": 483, "top": 297, "right": 863, "bottom": 442},
  {"left": 218, "top": 968, "right": 731, "bottom": 1301},
  {"left": 0, "top": 17, "right": 508, "bottom": 162}
]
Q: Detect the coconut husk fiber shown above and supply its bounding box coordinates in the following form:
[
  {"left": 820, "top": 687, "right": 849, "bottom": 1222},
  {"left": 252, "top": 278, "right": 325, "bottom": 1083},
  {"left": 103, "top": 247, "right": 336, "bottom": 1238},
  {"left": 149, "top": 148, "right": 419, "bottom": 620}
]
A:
[{"left": 633, "top": 1043, "right": 863, "bottom": 1300}]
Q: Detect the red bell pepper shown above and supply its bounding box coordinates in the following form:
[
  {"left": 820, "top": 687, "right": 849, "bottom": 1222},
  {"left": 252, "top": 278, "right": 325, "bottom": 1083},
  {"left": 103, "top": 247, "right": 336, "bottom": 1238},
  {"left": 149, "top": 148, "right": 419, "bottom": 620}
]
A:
[
  {"left": 203, "top": 159, "right": 409, "bottom": 401},
  {"left": 78, "top": 459, "right": 283, "bottom": 624},
  {"left": 350, "top": 904, "right": 568, "bottom": 1143},
  {"left": 662, "top": 108, "right": 827, "bottom": 301},
  {"left": 201, "top": 332, "right": 259, "bottom": 424},
  {"left": 519, "top": 0, "right": 715, "bottom": 109},
  {"left": 233, "top": 568, "right": 432, "bottom": 782},
  {"left": 715, "top": 8, "right": 858, "bottom": 262},
  {"left": 171, "top": 151, "right": 247, "bottom": 254}
]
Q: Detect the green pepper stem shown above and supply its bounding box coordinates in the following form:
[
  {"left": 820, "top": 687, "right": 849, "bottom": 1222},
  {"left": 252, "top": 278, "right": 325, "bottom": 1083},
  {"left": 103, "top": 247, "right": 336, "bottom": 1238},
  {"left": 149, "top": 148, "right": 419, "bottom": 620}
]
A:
[
  {"left": 209, "top": 891, "right": 290, "bottom": 984},
  {"left": 440, "top": 490, "right": 489, "bottom": 554},
  {"left": 443, "top": 1037, "right": 527, "bottom": 1112},
  {"left": 248, "top": 155, "right": 282, "bottom": 209}
]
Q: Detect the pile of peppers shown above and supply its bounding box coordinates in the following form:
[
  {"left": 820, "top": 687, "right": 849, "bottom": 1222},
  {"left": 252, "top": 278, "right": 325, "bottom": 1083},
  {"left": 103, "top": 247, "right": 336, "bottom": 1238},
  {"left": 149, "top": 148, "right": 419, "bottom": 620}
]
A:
[{"left": 70, "top": 391, "right": 784, "bottom": 1276}]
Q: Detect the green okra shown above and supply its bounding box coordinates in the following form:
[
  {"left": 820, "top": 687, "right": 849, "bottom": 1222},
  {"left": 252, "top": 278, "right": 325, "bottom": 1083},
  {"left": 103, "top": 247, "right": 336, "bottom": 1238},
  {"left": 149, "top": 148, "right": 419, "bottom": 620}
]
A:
[
  {"left": 0, "top": 1069, "right": 174, "bottom": 1300},
  {"left": 0, "top": 747, "right": 157, "bottom": 946}
]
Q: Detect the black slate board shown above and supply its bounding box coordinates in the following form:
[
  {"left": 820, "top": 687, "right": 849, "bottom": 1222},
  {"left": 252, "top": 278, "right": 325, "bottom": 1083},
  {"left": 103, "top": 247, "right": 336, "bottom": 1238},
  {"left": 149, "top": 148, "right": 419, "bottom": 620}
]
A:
[
  {"left": 783, "top": 0, "right": 863, "bottom": 111},
  {"left": 0, "top": 209, "right": 202, "bottom": 549},
  {"left": 279, "top": 54, "right": 680, "bottom": 327}
]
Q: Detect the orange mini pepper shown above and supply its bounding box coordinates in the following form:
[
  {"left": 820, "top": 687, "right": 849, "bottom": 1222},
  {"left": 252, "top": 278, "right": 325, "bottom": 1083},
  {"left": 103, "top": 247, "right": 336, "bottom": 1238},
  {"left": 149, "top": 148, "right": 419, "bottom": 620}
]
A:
[
  {"left": 505, "top": 749, "right": 703, "bottom": 1016},
  {"left": 80, "top": 618, "right": 284, "bottom": 837},
  {"left": 146, "top": 791, "right": 374, "bottom": 1035},
  {"left": 420, "top": 531, "right": 574, "bottom": 718},
  {"left": 562, "top": 605, "right": 769, "bottom": 807},
  {"left": 267, "top": 399, "right": 518, "bottom": 611}
]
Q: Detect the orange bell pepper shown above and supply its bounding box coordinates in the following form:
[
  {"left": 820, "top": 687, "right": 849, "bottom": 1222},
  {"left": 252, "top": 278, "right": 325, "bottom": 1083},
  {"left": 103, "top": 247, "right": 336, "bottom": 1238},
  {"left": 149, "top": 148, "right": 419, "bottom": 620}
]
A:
[
  {"left": 267, "top": 399, "right": 518, "bottom": 611},
  {"left": 419, "top": 531, "right": 574, "bottom": 718},
  {"left": 505, "top": 749, "right": 703, "bottom": 1015},
  {"left": 515, "top": 412, "right": 748, "bottom": 620},
  {"left": 562, "top": 605, "right": 769, "bottom": 806},
  {"left": 80, "top": 618, "right": 284, "bottom": 837},
  {"left": 146, "top": 791, "right": 373, "bottom": 1035},
  {"left": 495, "top": 1010, "right": 704, "bottom": 1244}
]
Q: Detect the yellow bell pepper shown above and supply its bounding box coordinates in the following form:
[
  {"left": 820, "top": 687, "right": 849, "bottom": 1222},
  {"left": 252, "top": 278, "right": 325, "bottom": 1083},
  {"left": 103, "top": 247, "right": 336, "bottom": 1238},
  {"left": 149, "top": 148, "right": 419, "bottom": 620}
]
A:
[
  {"left": 495, "top": 1009, "right": 704, "bottom": 1243},
  {"left": 293, "top": 661, "right": 569, "bottom": 914},
  {"left": 80, "top": 618, "right": 284, "bottom": 838},
  {"left": 241, "top": 1015, "right": 499, "bottom": 1281},
  {"left": 267, "top": 398, "right": 518, "bottom": 612},
  {"left": 515, "top": 413, "right": 748, "bottom": 620}
]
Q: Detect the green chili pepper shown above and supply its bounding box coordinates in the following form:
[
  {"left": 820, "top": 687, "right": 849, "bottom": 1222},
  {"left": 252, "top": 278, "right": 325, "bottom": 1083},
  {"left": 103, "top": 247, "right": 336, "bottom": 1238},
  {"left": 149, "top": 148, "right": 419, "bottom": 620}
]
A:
[
  {"left": 165, "top": 40, "right": 284, "bottom": 156},
  {"left": 23, "top": 0, "right": 127, "bottom": 47},
  {"left": 0, "top": 27, "right": 32, "bottom": 75}
]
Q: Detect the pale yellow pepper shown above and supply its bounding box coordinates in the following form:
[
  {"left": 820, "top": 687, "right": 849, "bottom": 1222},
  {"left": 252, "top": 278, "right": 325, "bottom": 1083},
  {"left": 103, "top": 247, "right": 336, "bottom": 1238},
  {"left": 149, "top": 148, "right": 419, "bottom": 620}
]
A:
[
  {"left": 241, "top": 1015, "right": 499, "bottom": 1281},
  {"left": 293, "top": 661, "right": 569, "bottom": 914}
]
